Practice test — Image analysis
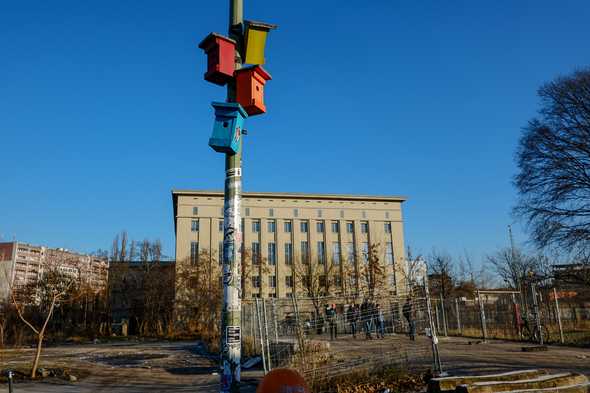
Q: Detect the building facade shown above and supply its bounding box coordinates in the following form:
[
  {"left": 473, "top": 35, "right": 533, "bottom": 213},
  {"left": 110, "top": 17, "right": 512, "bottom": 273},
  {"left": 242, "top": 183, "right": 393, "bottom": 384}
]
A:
[
  {"left": 172, "top": 190, "right": 407, "bottom": 300},
  {"left": 0, "top": 241, "right": 109, "bottom": 302}
]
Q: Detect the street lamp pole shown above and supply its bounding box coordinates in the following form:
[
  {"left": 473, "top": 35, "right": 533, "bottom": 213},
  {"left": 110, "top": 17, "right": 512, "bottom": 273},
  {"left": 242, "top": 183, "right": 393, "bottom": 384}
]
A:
[{"left": 220, "top": 1, "right": 244, "bottom": 392}]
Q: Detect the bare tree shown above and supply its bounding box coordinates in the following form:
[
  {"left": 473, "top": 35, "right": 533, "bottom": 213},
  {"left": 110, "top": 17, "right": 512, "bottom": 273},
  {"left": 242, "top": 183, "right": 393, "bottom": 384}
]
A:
[
  {"left": 358, "top": 243, "right": 387, "bottom": 302},
  {"left": 514, "top": 68, "right": 590, "bottom": 263},
  {"left": 427, "top": 249, "right": 455, "bottom": 297},
  {"left": 11, "top": 265, "right": 76, "bottom": 378},
  {"left": 486, "top": 247, "right": 545, "bottom": 290},
  {"left": 294, "top": 256, "right": 335, "bottom": 319}
]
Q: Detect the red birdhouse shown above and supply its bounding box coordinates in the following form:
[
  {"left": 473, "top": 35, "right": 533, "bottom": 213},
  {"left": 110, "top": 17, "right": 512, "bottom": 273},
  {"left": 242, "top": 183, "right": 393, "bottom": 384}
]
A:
[
  {"left": 235, "top": 65, "right": 272, "bottom": 115},
  {"left": 198, "top": 33, "right": 236, "bottom": 86}
]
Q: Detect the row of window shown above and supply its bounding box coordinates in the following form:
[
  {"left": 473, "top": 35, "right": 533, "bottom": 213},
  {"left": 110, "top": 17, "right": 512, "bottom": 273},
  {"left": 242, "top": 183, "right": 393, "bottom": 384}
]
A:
[
  {"left": 193, "top": 206, "right": 393, "bottom": 219},
  {"left": 191, "top": 219, "right": 392, "bottom": 235},
  {"left": 190, "top": 241, "right": 395, "bottom": 265},
  {"left": 250, "top": 272, "right": 397, "bottom": 290}
]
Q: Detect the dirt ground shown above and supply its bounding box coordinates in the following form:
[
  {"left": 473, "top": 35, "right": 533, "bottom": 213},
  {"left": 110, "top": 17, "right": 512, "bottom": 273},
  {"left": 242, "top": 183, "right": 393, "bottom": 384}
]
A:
[{"left": 0, "top": 336, "right": 588, "bottom": 392}]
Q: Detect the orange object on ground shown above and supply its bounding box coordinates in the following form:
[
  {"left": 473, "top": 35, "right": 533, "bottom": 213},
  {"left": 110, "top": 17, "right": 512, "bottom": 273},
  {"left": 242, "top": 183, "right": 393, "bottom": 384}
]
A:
[
  {"left": 235, "top": 65, "right": 272, "bottom": 115},
  {"left": 256, "top": 368, "right": 310, "bottom": 393}
]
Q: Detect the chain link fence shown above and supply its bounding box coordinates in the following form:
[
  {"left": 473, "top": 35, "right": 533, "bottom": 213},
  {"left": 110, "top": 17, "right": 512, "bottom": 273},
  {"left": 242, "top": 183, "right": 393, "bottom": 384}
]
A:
[
  {"left": 241, "top": 284, "right": 443, "bottom": 390},
  {"left": 431, "top": 286, "right": 590, "bottom": 345}
]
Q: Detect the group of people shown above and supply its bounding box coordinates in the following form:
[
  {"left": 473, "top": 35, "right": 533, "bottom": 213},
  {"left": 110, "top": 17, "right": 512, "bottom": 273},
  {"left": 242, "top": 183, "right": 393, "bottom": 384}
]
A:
[
  {"left": 345, "top": 301, "right": 386, "bottom": 339},
  {"left": 305, "top": 298, "right": 417, "bottom": 341}
]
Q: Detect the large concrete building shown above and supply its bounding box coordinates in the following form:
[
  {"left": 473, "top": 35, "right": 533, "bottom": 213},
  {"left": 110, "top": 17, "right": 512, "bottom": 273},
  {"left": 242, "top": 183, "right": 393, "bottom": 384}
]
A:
[
  {"left": 0, "top": 241, "right": 109, "bottom": 302},
  {"left": 172, "top": 190, "right": 407, "bottom": 299}
]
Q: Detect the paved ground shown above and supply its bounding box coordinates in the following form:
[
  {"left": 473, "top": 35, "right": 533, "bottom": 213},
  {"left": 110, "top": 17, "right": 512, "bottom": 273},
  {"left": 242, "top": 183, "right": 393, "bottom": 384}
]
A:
[
  {"left": 1, "top": 340, "right": 262, "bottom": 392},
  {"left": 1, "top": 336, "right": 589, "bottom": 392}
]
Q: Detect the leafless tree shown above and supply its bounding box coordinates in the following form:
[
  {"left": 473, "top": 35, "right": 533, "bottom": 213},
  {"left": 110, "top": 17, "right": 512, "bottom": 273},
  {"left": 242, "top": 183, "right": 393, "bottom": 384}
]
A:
[
  {"left": 294, "top": 256, "right": 336, "bottom": 319},
  {"left": 427, "top": 249, "right": 455, "bottom": 297},
  {"left": 358, "top": 243, "right": 387, "bottom": 302},
  {"left": 486, "top": 247, "right": 547, "bottom": 290},
  {"left": 11, "top": 265, "right": 76, "bottom": 378},
  {"left": 514, "top": 68, "right": 590, "bottom": 264}
]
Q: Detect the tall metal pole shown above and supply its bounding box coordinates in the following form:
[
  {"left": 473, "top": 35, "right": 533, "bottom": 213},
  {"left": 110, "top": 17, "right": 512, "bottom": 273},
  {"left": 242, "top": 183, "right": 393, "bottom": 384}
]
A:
[{"left": 220, "top": 1, "right": 244, "bottom": 392}]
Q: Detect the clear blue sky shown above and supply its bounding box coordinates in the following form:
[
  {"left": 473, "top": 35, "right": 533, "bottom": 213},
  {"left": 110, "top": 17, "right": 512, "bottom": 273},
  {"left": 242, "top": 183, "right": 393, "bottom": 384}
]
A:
[{"left": 1, "top": 0, "right": 589, "bottom": 262}]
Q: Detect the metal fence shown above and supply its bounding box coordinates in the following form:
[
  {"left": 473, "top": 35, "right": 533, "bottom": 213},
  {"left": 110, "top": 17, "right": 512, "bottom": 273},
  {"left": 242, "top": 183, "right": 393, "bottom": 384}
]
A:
[
  {"left": 431, "top": 286, "right": 590, "bottom": 346},
  {"left": 241, "top": 283, "right": 443, "bottom": 390}
]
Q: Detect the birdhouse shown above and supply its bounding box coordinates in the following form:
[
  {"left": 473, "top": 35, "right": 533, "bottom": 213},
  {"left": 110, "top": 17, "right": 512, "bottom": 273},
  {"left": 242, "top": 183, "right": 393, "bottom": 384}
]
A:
[
  {"left": 198, "top": 33, "right": 237, "bottom": 86},
  {"left": 209, "top": 102, "right": 248, "bottom": 154},
  {"left": 235, "top": 65, "right": 272, "bottom": 116},
  {"left": 244, "top": 20, "right": 277, "bottom": 65}
]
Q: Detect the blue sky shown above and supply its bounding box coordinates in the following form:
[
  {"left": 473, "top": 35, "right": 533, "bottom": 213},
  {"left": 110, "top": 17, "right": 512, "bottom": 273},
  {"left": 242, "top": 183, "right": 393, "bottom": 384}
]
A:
[{"left": 1, "top": 1, "right": 589, "bottom": 263}]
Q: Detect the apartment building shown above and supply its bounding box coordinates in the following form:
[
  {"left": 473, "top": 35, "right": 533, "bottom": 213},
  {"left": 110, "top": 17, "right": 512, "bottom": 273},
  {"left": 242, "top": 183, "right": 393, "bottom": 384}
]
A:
[
  {"left": 0, "top": 241, "right": 109, "bottom": 302},
  {"left": 172, "top": 190, "right": 407, "bottom": 299}
]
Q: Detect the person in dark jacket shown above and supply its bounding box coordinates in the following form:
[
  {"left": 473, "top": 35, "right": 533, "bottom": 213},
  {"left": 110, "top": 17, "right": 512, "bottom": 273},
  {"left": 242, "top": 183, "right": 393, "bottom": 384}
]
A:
[
  {"left": 403, "top": 297, "right": 415, "bottom": 341},
  {"left": 347, "top": 304, "right": 357, "bottom": 338}
]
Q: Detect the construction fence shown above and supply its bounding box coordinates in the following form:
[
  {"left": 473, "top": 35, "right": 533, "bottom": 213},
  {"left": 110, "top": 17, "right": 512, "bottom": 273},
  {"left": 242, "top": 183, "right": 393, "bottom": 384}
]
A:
[
  {"left": 240, "top": 283, "right": 443, "bottom": 390},
  {"left": 430, "top": 286, "right": 590, "bottom": 346}
]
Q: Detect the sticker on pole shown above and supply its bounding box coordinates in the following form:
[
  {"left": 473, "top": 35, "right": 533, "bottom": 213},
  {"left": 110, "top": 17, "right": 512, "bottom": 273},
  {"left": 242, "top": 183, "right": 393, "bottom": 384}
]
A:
[{"left": 226, "top": 326, "right": 241, "bottom": 345}]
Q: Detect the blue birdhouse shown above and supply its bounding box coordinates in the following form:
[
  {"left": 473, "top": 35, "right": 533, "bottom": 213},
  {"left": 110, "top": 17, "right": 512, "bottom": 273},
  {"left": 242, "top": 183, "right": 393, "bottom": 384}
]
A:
[{"left": 208, "top": 102, "right": 248, "bottom": 154}]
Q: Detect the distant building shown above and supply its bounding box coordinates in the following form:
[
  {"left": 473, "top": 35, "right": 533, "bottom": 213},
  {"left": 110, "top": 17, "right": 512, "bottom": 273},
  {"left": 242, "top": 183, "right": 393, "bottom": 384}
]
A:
[
  {"left": 553, "top": 263, "right": 590, "bottom": 299},
  {"left": 0, "top": 241, "right": 108, "bottom": 302},
  {"left": 108, "top": 260, "right": 175, "bottom": 335},
  {"left": 172, "top": 190, "right": 408, "bottom": 301}
]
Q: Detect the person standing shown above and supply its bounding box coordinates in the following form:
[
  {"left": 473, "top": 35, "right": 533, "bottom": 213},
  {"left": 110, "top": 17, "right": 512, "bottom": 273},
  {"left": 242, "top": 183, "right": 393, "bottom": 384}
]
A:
[
  {"left": 376, "top": 304, "right": 385, "bottom": 339},
  {"left": 403, "top": 297, "right": 415, "bottom": 341},
  {"left": 347, "top": 304, "right": 357, "bottom": 338},
  {"left": 327, "top": 304, "right": 337, "bottom": 340}
]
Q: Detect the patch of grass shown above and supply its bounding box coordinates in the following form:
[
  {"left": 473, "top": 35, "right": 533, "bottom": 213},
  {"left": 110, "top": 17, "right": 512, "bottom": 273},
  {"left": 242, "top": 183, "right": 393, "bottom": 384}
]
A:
[{"left": 309, "top": 367, "right": 429, "bottom": 393}]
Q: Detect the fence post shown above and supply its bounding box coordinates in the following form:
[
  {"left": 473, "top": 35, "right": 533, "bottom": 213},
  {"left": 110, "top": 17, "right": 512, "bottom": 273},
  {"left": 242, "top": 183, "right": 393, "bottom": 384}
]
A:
[
  {"left": 262, "top": 298, "right": 272, "bottom": 371},
  {"left": 272, "top": 298, "right": 279, "bottom": 342},
  {"left": 434, "top": 299, "right": 441, "bottom": 333},
  {"left": 553, "top": 287, "right": 564, "bottom": 344},
  {"left": 424, "top": 276, "right": 443, "bottom": 375},
  {"left": 255, "top": 298, "right": 267, "bottom": 374},
  {"left": 440, "top": 292, "right": 448, "bottom": 337},
  {"left": 477, "top": 290, "right": 487, "bottom": 343},
  {"left": 455, "top": 298, "right": 462, "bottom": 336},
  {"left": 531, "top": 283, "right": 543, "bottom": 345}
]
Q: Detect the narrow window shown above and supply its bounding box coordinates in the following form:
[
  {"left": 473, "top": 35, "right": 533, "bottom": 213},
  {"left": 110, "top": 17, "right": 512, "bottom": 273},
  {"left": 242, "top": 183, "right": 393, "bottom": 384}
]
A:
[
  {"left": 268, "top": 243, "right": 276, "bottom": 265},
  {"left": 191, "top": 220, "right": 199, "bottom": 232},
  {"left": 340, "top": 210, "right": 344, "bottom": 218},
  {"left": 268, "top": 220, "right": 276, "bottom": 233},
  {"left": 316, "top": 222, "right": 324, "bottom": 233},
  {"left": 252, "top": 276, "right": 260, "bottom": 288},
  {"left": 284, "top": 243, "right": 293, "bottom": 265},
  {"left": 317, "top": 241, "right": 325, "bottom": 264},
  {"left": 193, "top": 207, "right": 199, "bottom": 215},
  {"left": 300, "top": 221, "right": 308, "bottom": 233},
  {"left": 386, "top": 242, "right": 394, "bottom": 264},
  {"left": 362, "top": 211, "right": 367, "bottom": 219},
  {"left": 252, "top": 242, "right": 260, "bottom": 264},
  {"left": 300, "top": 241, "right": 309, "bottom": 263},
  {"left": 346, "top": 222, "right": 354, "bottom": 233},
  {"left": 384, "top": 222, "right": 392, "bottom": 234},
  {"left": 284, "top": 221, "right": 292, "bottom": 233},
  {"left": 285, "top": 276, "right": 293, "bottom": 288},
  {"left": 317, "top": 209, "right": 322, "bottom": 218},
  {"left": 293, "top": 208, "right": 299, "bottom": 217},
  {"left": 269, "top": 208, "right": 274, "bottom": 217},
  {"left": 245, "top": 207, "right": 250, "bottom": 216},
  {"left": 331, "top": 222, "right": 339, "bottom": 233},
  {"left": 385, "top": 212, "right": 390, "bottom": 219},
  {"left": 269, "top": 275, "right": 276, "bottom": 288},
  {"left": 361, "top": 242, "right": 369, "bottom": 263},
  {"left": 219, "top": 220, "right": 224, "bottom": 232},
  {"left": 361, "top": 222, "right": 369, "bottom": 233},
  {"left": 252, "top": 220, "right": 260, "bottom": 233},
  {"left": 332, "top": 242, "right": 341, "bottom": 265},
  {"left": 190, "top": 242, "right": 199, "bottom": 265},
  {"left": 347, "top": 243, "right": 355, "bottom": 264}
]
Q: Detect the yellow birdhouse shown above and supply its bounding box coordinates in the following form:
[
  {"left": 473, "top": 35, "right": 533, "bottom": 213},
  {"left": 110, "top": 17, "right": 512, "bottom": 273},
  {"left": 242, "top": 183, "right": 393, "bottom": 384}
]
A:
[{"left": 244, "top": 20, "right": 277, "bottom": 65}]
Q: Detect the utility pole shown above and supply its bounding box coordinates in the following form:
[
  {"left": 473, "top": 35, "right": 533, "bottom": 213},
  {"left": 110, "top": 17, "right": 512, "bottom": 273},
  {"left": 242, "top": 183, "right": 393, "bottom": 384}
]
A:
[{"left": 220, "top": 1, "right": 244, "bottom": 392}]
